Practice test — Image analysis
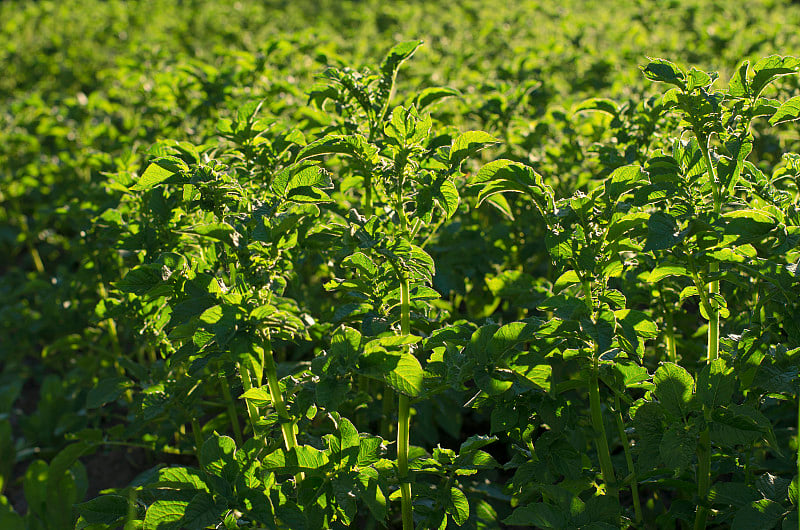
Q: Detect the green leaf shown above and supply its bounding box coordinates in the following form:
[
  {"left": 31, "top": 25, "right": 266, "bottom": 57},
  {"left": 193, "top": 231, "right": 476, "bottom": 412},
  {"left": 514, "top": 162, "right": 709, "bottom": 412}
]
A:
[
  {"left": 504, "top": 502, "right": 567, "bottom": 527},
  {"left": 653, "top": 363, "right": 694, "bottom": 419},
  {"left": 572, "top": 97, "right": 619, "bottom": 116},
  {"left": 200, "top": 433, "right": 237, "bottom": 481},
  {"left": 296, "top": 135, "right": 379, "bottom": 166},
  {"left": 604, "top": 165, "right": 647, "bottom": 202},
  {"left": 435, "top": 179, "right": 460, "bottom": 219},
  {"left": 114, "top": 265, "right": 164, "bottom": 295},
  {"left": 614, "top": 309, "right": 659, "bottom": 339},
  {"left": 143, "top": 499, "right": 188, "bottom": 530},
  {"left": 157, "top": 467, "right": 209, "bottom": 491},
  {"left": 643, "top": 212, "right": 683, "bottom": 252},
  {"left": 75, "top": 495, "right": 128, "bottom": 525},
  {"left": 474, "top": 159, "right": 553, "bottom": 217},
  {"left": 696, "top": 358, "right": 736, "bottom": 409},
  {"left": 182, "top": 492, "right": 223, "bottom": 529},
  {"left": 448, "top": 487, "right": 470, "bottom": 526},
  {"left": 86, "top": 377, "right": 132, "bottom": 409},
  {"left": 380, "top": 40, "right": 422, "bottom": 79},
  {"left": 751, "top": 55, "right": 800, "bottom": 98},
  {"left": 288, "top": 445, "right": 330, "bottom": 471},
  {"left": 728, "top": 61, "right": 750, "bottom": 98},
  {"left": 732, "top": 499, "right": 785, "bottom": 530},
  {"left": 131, "top": 157, "right": 188, "bottom": 191},
  {"left": 719, "top": 209, "right": 777, "bottom": 245},
  {"left": 643, "top": 58, "right": 686, "bottom": 90},
  {"left": 240, "top": 388, "right": 272, "bottom": 408},
  {"left": 459, "top": 435, "right": 498, "bottom": 454},
  {"left": 770, "top": 96, "right": 800, "bottom": 125},
  {"left": 450, "top": 131, "right": 499, "bottom": 167},
  {"left": 385, "top": 352, "right": 424, "bottom": 397},
  {"left": 414, "top": 86, "right": 460, "bottom": 110},
  {"left": 489, "top": 320, "right": 543, "bottom": 359},
  {"left": 357, "top": 467, "right": 387, "bottom": 521},
  {"left": 647, "top": 263, "right": 689, "bottom": 283},
  {"left": 184, "top": 222, "right": 239, "bottom": 247},
  {"left": 659, "top": 423, "right": 697, "bottom": 474},
  {"left": 709, "top": 482, "right": 760, "bottom": 506}
]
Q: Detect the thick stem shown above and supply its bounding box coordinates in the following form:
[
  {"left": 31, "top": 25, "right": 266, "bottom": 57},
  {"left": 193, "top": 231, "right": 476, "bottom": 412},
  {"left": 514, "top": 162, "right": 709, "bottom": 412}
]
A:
[
  {"left": 706, "top": 263, "right": 720, "bottom": 364},
  {"left": 397, "top": 274, "right": 413, "bottom": 529},
  {"left": 694, "top": 424, "right": 712, "bottom": 530},
  {"left": 238, "top": 362, "right": 261, "bottom": 438},
  {"left": 613, "top": 393, "right": 642, "bottom": 523},
  {"left": 693, "top": 131, "right": 722, "bottom": 530},
  {"left": 263, "top": 340, "right": 297, "bottom": 452},
  {"left": 398, "top": 393, "right": 413, "bottom": 530},
  {"left": 589, "top": 361, "right": 617, "bottom": 497}
]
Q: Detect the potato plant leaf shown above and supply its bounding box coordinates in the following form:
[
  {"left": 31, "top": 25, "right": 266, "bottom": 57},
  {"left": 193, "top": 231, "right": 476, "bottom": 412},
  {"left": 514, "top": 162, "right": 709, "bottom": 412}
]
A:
[
  {"left": 450, "top": 131, "right": 499, "bottom": 168},
  {"left": 769, "top": 96, "right": 800, "bottom": 125},
  {"left": 653, "top": 363, "right": 694, "bottom": 420}
]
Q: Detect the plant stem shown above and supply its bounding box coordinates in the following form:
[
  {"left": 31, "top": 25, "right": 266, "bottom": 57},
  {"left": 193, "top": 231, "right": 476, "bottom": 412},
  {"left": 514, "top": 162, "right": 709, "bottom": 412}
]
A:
[
  {"left": 365, "top": 172, "right": 373, "bottom": 217},
  {"left": 397, "top": 273, "right": 414, "bottom": 530},
  {"left": 665, "top": 310, "right": 677, "bottom": 364},
  {"left": 263, "top": 337, "right": 297, "bottom": 452},
  {"left": 238, "top": 362, "right": 261, "bottom": 438},
  {"left": 220, "top": 373, "right": 244, "bottom": 446},
  {"left": 693, "top": 131, "right": 722, "bottom": 530},
  {"left": 613, "top": 392, "right": 642, "bottom": 523},
  {"left": 589, "top": 359, "right": 617, "bottom": 497}
]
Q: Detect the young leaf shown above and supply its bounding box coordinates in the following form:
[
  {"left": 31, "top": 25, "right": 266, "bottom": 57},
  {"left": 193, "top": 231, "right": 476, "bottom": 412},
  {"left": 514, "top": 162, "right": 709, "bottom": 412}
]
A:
[
  {"left": 728, "top": 61, "right": 750, "bottom": 98},
  {"left": 450, "top": 131, "right": 499, "bottom": 168},
  {"left": 751, "top": 55, "right": 800, "bottom": 98},
  {"left": 474, "top": 159, "right": 553, "bottom": 217},
  {"left": 131, "top": 157, "right": 188, "bottom": 191},
  {"left": 380, "top": 41, "right": 423, "bottom": 79},
  {"left": 642, "top": 58, "right": 687, "bottom": 90},
  {"left": 572, "top": 97, "right": 619, "bottom": 116},
  {"left": 414, "top": 86, "right": 460, "bottom": 110},
  {"left": 768, "top": 96, "right": 800, "bottom": 125},
  {"left": 448, "top": 487, "right": 470, "bottom": 526}
]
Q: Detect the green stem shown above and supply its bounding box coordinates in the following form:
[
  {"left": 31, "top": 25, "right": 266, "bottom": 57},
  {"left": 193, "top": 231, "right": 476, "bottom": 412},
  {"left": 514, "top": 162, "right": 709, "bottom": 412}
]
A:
[
  {"left": 613, "top": 393, "right": 641, "bottom": 523},
  {"left": 693, "top": 132, "right": 722, "bottom": 530},
  {"left": 365, "top": 172, "right": 373, "bottom": 217},
  {"left": 220, "top": 373, "right": 244, "bottom": 446},
  {"left": 397, "top": 274, "right": 413, "bottom": 530},
  {"left": 238, "top": 362, "right": 261, "bottom": 438},
  {"left": 398, "top": 393, "right": 413, "bottom": 530},
  {"left": 694, "top": 423, "right": 712, "bottom": 530},
  {"left": 589, "top": 360, "right": 617, "bottom": 497},
  {"left": 263, "top": 338, "right": 297, "bottom": 452},
  {"left": 665, "top": 310, "right": 677, "bottom": 364}
]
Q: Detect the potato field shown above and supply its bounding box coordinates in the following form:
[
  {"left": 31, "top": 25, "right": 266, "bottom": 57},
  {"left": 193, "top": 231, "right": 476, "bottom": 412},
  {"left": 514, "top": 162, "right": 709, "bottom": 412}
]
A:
[{"left": 2, "top": 1, "right": 800, "bottom": 528}]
